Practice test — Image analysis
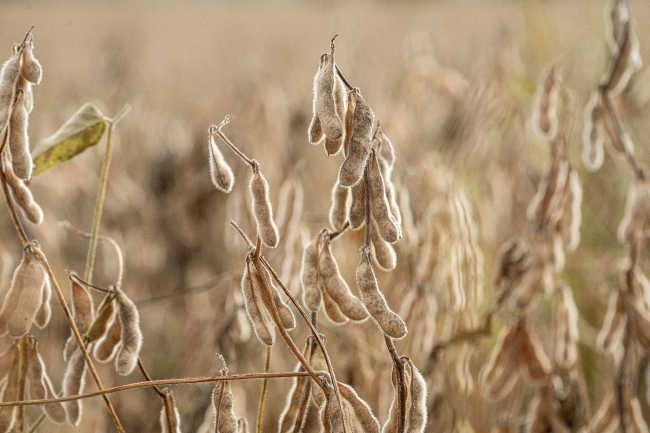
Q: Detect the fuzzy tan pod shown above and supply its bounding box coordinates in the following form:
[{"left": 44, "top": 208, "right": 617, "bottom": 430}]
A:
[
  {"left": 582, "top": 91, "right": 605, "bottom": 172},
  {"left": 368, "top": 151, "right": 401, "bottom": 243},
  {"left": 0, "top": 49, "right": 21, "bottom": 134},
  {"left": 21, "top": 39, "right": 42, "bottom": 85},
  {"left": 93, "top": 310, "right": 122, "bottom": 362},
  {"left": 213, "top": 380, "right": 237, "bottom": 433},
  {"left": 4, "top": 158, "right": 42, "bottom": 224},
  {"left": 64, "top": 275, "right": 95, "bottom": 362},
  {"left": 356, "top": 246, "right": 407, "bottom": 339},
  {"left": 553, "top": 285, "right": 579, "bottom": 370},
  {"left": 62, "top": 349, "right": 87, "bottom": 426},
  {"left": 618, "top": 176, "right": 650, "bottom": 245},
  {"left": 329, "top": 181, "right": 350, "bottom": 232},
  {"left": 0, "top": 246, "right": 48, "bottom": 337},
  {"left": 241, "top": 259, "right": 275, "bottom": 346},
  {"left": 596, "top": 288, "right": 626, "bottom": 367},
  {"left": 8, "top": 93, "right": 33, "bottom": 180},
  {"left": 115, "top": 288, "right": 143, "bottom": 375},
  {"left": 312, "top": 48, "right": 344, "bottom": 141},
  {"left": 300, "top": 232, "right": 322, "bottom": 312},
  {"left": 339, "top": 90, "right": 373, "bottom": 188},
  {"left": 250, "top": 164, "right": 280, "bottom": 248},
  {"left": 209, "top": 129, "right": 234, "bottom": 193},
  {"left": 250, "top": 259, "right": 295, "bottom": 330}
]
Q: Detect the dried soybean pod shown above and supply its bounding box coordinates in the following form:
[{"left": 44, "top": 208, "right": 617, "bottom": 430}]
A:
[
  {"left": 115, "top": 287, "right": 143, "bottom": 375},
  {"left": 4, "top": 158, "right": 42, "bottom": 224},
  {"left": 308, "top": 114, "right": 325, "bottom": 144},
  {"left": 62, "top": 349, "right": 87, "bottom": 426},
  {"left": 34, "top": 272, "right": 51, "bottom": 328},
  {"left": 382, "top": 361, "right": 412, "bottom": 433},
  {"left": 26, "top": 338, "right": 46, "bottom": 401},
  {"left": 371, "top": 217, "right": 397, "bottom": 271},
  {"left": 338, "top": 382, "right": 380, "bottom": 433},
  {"left": 618, "top": 177, "right": 650, "bottom": 244},
  {"left": 251, "top": 259, "right": 295, "bottom": 330},
  {"left": 21, "top": 39, "right": 42, "bottom": 85},
  {"left": 237, "top": 418, "right": 249, "bottom": 433},
  {"left": 0, "top": 344, "right": 17, "bottom": 378},
  {"left": 278, "top": 345, "right": 312, "bottom": 433},
  {"left": 342, "top": 89, "right": 357, "bottom": 157},
  {"left": 42, "top": 371, "right": 67, "bottom": 423},
  {"left": 0, "top": 249, "right": 30, "bottom": 333},
  {"left": 368, "top": 151, "right": 400, "bottom": 243},
  {"left": 93, "top": 312, "right": 122, "bottom": 362},
  {"left": 318, "top": 235, "right": 368, "bottom": 321},
  {"left": 605, "top": 22, "right": 641, "bottom": 97},
  {"left": 404, "top": 358, "right": 427, "bottom": 433},
  {"left": 320, "top": 279, "right": 348, "bottom": 325},
  {"left": 64, "top": 275, "right": 95, "bottom": 361},
  {"left": 8, "top": 93, "right": 32, "bottom": 180},
  {"left": 209, "top": 128, "right": 235, "bottom": 193},
  {"left": 213, "top": 380, "right": 237, "bottom": 433},
  {"left": 324, "top": 75, "right": 347, "bottom": 156},
  {"left": 300, "top": 232, "right": 322, "bottom": 311},
  {"left": 356, "top": 246, "right": 407, "bottom": 339},
  {"left": 6, "top": 247, "right": 45, "bottom": 337},
  {"left": 241, "top": 259, "right": 275, "bottom": 346},
  {"left": 553, "top": 285, "right": 579, "bottom": 369},
  {"left": 321, "top": 378, "right": 349, "bottom": 433},
  {"left": 600, "top": 95, "right": 633, "bottom": 156},
  {"left": 0, "top": 48, "right": 21, "bottom": 132},
  {"left": 250, "top": 163, "right": 280, "bottom": 248},
  {"left": 160, "top": 388, "right": 182, "bottom": 433},
  {"left": 0, "top": 352, "right": 19, "bottom": 433},
  {"left": 313, "top": 47, "right": 343, "bottom": 141},
  {"left": 17, "top": 74, "right": 33, "bottom": 115},
  {"left": 378, "top": 157, "right": 402, "bottom": 229},
  {"left": 531, "top": 59, "right": 561, "bottom": 140},
  {"left": 87, "top": 293, "right": 116, "bottom": 343},
  {"left": 482, "top": 324, "right": 520, "bottom": 399},
  {"left": 348, "top": 179, "right": 366, "bottom": 230},
  {"left": 339, "top": 90, "right": 373, "bottom": 187},
  {"left": 329, "top": 181, "right": 350, "bottom": 232},
  {"left": 582, "top": 91, "right": 605, "bottom": 172}
]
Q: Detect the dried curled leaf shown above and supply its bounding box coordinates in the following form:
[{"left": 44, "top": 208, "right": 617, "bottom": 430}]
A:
[{"left": 32, "top": 103, "right": 108, "bottom": 176}]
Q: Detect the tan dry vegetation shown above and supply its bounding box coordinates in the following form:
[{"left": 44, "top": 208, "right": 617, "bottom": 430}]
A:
[{"left": 1, "top": 0, "right": 650, "bottom": 432}]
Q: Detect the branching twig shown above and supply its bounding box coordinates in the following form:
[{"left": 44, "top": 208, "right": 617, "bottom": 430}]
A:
[{"left": 212, "top": 117, "right": 257, "bottom": 169}]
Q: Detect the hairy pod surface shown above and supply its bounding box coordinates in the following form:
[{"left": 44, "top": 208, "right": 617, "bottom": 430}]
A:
[
  {"left": 115, "top": 287, "right": 143, "bottom": 375},
  {"left": 531, "top": 60, "right": 561, "bottom": 140},
  {"left": 8, "top": 96, "right": 32, "bottom": 180},
  {"left": 582, "top": 91, "right": 605, "bottom": 172},
  {"left": 43, "top": 370, "right": 67, "bottom": 423},
  {"left": 319, "top": 235, "right": 368, "bottom": 321},
  {"left": 63, "top": 349, "right": 87, "bottom": 426},
  {"left": 250, "top": 165, "right": 280, "bottom": 248},
  {"left": 64, "top": 276, "right": 95, "bottom": 361},
  {"left": 404, "top": 358, "right": 427, "bottom": 432},
  {"left": 26, "top": 338, "right": 46, "bottom": 401},
  {"left": 324, "top": 75, "right": 347, "bottom": 156},
  {"left": 209, "top": 131, "right": 235, "bottom": 193},
  {"left": 339, "top": 90, "right": 373, "bottom": 187},
  {"left": 308, "top": 113, "right": 325, "bottom": 144},
  {"left": 4, "top": 156, "right": 41, "bottom": 224},
  {"left": 348, "top": 179, "right": 366, "bottom": 230},
  {"left": 17, "top": 75, "right": 33, "bottom": 114},
  {"left": 213, "top": 381, "right": 237, "bottom": 433},
  {"left": 368, "top": 152, "right": 401, "bottom": 243},
  {"left": 93, "top": 311, "right": 122, "bottom": 362},
  {"left": 251, "top": 259, "right": 295, "bottom": 329},
  {"left": 300, "top": 232, "right": 322, "bottom": 311},
  {"left": 356, "top": 246, "right": 407, "bottom": 339},
  {"left": 618, "top": 177, "right": 650, "bottom": 245},
  {"left": 338, "top": 382, "right": 381, "bottom": 433},
  {"left": 278, "top": 360, "right": 311, "bottom": 433},
  {"left": 382, "top": 360, "right": 412, "bottom": 433},
  {"left": 0, "top": 350, "right": 19, "bottom": 433},
  {"left": 342, "top": 89, "right": 357, "bottom": 157},
  {"left": 34, "top": 271, "right": 51, "bottom": 328},
  {"left": 313, "top": 50, "right": 344, "bottom": 141},
  {"left": 371, "top": 217, "right": 397, "bottom": 271},
  {"left": 320, "top": 278, "right": 349, "bottom": 325},
  {"left": 241, "top": 260, "right": 275, "bottom": 346},
  {"left": 87, "top": 293, "right": 116, "bottom": 343},
  {"left": 21, "top": 40, "right": 42, "bottom": 85},
  {"left": 553, "top": 285, "right": 579, "bottom": 369},
  {"left": 6, "top": 247, "right": 46, "bottom": 337},
  {"left": 0, "top": 50, "right": 21, "bottom": 133},
  {"left": 329, "top": 181, "right": 350, "bottom": 232}
]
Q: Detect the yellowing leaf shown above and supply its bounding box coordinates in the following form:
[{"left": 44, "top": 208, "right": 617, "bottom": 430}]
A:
[{"left": 31, "top": 103, "right": 108, "bottom": 176}]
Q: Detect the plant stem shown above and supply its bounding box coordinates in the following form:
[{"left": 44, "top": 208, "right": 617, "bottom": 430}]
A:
[
  {"left": 213, "top": 117, "right": 257, "bottom": 169},
  {"left": 385, "top": 336, "right": 406, "bottom": 433},
  {"left": 256, "top": 346, "right": 272, "bottom": 433},
  {"left": 32, "top": 246, "right": 125, "bottom": 433},
  {"left": 16, "top": 335, "right": 29, "bottom": 433},
  {"left": 0, "top": 372, "right": 310, "bottom": 407},
  {"left": 0, "top": 165, "right": 29, "bottom": 246},
  {"left": 84, "top": 104, "right": 131, "bottom": 284}
]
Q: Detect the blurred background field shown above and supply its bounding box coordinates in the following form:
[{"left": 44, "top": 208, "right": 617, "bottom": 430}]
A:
[{"left": 2, "top": 0, "right": 650, "bottom": 431}]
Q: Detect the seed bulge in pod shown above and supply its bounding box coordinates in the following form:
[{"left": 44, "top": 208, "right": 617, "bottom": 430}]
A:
[
  {"left": 320, "top": 279, "right": 348, "bottom": 325},
  {"left": 404, "top": 357, "right": 427, "bottom": 432},
  {"left": 3, "top": 158, "right": 42, "bottom": 224},
  {"left": 308, "top": 114, "right": 324, "bottom": 144},
  {"left": 339, "top": 90, "right": 373, "bottom": 188},
  {"left": 371, "top": 217, "right": 397, "bottom": 271},
  {"left": 62, "top": 349, "right": 87, "bottom": 426},
  {"left": 160, "top": 388, "right": 182, "bottom": 433},
  {"left": 34, "top": 271, "right": 51, "bottom": 328},
  {"left": 21, "top": 39, "right": 42, "bottom": 85},
  {"left": 213, "top": 380, "right": 237, "bottom": 433},
  {"left": 0, "top": 351, "right": 19, "bottom": 433},
  {"left": 208, "top": 129, "right": 234, "bottom": 193},
  {"left": 582, "top": 91, "right": 605, "bottom": 172},
  {"left": 251, "top": 259, "right": 295, "bottom": 330},
  {"left": 313, "top": 49, "right": 343, "bottom": 141},
  {"left": 348, "top": 178, "right": 366, "bottom": 230},
  {"left": 87, "top": 293, "right": 116, "bottom": 343},
  {"left": 324, "top": 75, "right": 347, "bottom": 156},
  {"left": 338, "top": 382, "right": 380, "bottom": 432},
  {"left": 93, "top": 310, "right": 122, "bottom": 362},
  {"left": 26, "top": 338, "right": 47, "bottom": 401},
  {"left": 318, "top": 235, "right": 368, "bottom": 321},
  {"left": 278, "top": 362, "right": 311, "bottom": 433},
  {"left": 356, "top": 246, "right": 406, "bottom": 339},
  {"left": 329, "top": 181, "right": 350, "bottom": 232},
  {"left": 17, "top": 75, "right": 33, "bottom": 114},
  {"left": 250, "top": 164, "right": 280, "bottom": 248},
  {"left": 64, "top": 275, "right": 95, "bottom": 361},
  {"left": 241, "top": 259, "right": 275, "bottom": 346},
  {"left": 8, "top": 94, "right": 32, "bottom": 180},
  {"left": 42, "top": 370, "right": 67, "bottom": 423},
  {"left": 300, "top": 232, "right": 321, "bottom": 312},
  {"left": 6, "top": 247, "right": 46, "bottom": 337},
  {"left": 0, "top": 49, "right": 21, "bottom": 132},
  {"left": 368, "top": 151, "right": 400, "bottom": 243},
  {"left": 115, "top": 288, "right": 143, "bottom": 375}
]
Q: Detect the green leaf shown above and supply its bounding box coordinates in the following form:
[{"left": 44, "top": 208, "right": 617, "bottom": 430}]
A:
[{"left": 31, "top": 103, "right": 108, "bottom": 176}]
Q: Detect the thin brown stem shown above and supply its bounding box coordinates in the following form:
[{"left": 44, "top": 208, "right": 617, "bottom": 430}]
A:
[
  {"left": 0, "top": 162, "right": 29, "bottom": 246},
  {"left": 328, "top": 222, "right": 349, "bottom": 242},
  {"left": 213, "top": 117, "right": 256, "bottom": 169},
  {"left": 138, "top": 358, "right": 165, "bottom": 397},
  {"left": 0, "top": 372, "right": 310, "bottom": 408},
  {"left": 31, "top": 246, "right": 125, "bottom": 433},
  {"left": 335, "top": 66, "right": 354, "bottom": 92},
  {"left": 67, "top": 271, "right": 111, "bottom": 294},
  {"left": 256, "top": 346, "right": 272, "bottom": 433}
]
